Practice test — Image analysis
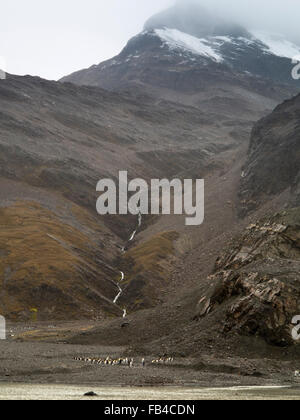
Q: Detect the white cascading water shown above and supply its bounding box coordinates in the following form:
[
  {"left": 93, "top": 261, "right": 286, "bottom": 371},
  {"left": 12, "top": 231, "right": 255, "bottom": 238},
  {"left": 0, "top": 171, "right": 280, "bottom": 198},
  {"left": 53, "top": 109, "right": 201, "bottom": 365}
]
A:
[{"left": 113, "top": 212, "right": 142, "bottom": 316}]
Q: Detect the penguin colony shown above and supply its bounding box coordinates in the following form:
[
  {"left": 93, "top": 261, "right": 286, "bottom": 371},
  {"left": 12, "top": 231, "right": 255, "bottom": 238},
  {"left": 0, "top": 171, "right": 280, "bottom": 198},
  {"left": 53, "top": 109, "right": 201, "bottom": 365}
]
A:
[{"left": 73, "top": 356, "right": 174, "bottom": 367}]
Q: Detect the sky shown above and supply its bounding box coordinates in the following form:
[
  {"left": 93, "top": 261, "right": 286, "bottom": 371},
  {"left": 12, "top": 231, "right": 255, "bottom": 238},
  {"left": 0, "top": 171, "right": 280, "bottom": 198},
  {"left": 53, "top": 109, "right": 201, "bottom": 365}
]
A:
[{"left": 0, "top": 0, "right": 299, "bottom": 81}]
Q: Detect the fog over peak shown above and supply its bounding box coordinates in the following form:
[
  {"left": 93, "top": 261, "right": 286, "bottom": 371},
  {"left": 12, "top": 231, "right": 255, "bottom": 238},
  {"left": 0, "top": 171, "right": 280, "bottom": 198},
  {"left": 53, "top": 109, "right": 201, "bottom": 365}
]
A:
[
  {"left": 169, "top": 0, "right": 300, "bottom": 44},
  {"left": 144, "top": 1, "right": 249, "bottom": 38}
]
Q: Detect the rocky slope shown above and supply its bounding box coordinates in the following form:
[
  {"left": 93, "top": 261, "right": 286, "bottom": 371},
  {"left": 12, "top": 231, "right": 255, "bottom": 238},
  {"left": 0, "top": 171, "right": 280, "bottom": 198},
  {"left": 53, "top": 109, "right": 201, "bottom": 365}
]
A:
[
  {"left": 239, "top": 93, "right": 300, "bottom": 215},
  {"left": 196, "top": 208, "right": 300, "bottom": 347}
]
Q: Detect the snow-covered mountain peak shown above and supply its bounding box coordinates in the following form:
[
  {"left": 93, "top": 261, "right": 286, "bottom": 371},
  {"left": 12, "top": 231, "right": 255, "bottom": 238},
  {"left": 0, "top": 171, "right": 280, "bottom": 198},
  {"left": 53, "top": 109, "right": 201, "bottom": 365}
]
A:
[
  {"left": 152, "top": 26, "right": 300, "bottom": 65},
  {"left": 61, "top": 5, "right": 300, "bottom": 90},
  {"left": 154, "top": 28, "right": 224, "bottom": 63}
]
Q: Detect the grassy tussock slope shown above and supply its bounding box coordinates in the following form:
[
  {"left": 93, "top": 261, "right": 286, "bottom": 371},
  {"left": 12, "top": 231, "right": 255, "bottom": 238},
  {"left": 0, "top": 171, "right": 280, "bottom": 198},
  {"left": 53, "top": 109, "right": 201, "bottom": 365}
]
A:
[
  {"left": 0, "top": 202, "right": 121, "bottom": 321},
  {"left": 120, "top": 231, "right": 179, "bottom": 310}
]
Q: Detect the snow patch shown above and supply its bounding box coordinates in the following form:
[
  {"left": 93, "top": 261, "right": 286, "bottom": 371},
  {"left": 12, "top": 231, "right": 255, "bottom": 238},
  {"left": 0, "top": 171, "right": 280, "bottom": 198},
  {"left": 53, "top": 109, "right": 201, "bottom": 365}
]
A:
[
  {"left": 251, "top": 30, "right": 300, "bottom": 59},
  {"left": 213, "top": 36, "right": 233, "bottom": 43},
  {"left": 155, "top": 28, "right": 223, "bottom": 62}
]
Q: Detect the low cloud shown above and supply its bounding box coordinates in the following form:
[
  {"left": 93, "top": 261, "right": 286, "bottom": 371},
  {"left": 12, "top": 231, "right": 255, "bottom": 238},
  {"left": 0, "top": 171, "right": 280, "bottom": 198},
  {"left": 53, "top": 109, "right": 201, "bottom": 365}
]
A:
[{"left": 175, "top": 0, "right": 300, "bottom": 43}]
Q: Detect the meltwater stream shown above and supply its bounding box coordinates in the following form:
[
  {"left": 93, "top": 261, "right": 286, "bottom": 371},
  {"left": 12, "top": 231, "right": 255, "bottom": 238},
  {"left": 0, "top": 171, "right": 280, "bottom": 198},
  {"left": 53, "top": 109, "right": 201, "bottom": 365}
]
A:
[
  {"left": 112, "top": 212, "right": 142, "bottom": 316},
  {"left": 113, "top": 272, "right": 124, "bottom": 305}
]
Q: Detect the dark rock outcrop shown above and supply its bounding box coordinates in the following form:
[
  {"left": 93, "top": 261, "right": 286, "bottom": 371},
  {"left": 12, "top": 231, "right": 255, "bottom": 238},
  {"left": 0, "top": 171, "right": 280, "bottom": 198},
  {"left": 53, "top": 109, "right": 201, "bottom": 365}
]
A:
[{"left": 196, "top": 208, "right": 300, "bottom": 346}]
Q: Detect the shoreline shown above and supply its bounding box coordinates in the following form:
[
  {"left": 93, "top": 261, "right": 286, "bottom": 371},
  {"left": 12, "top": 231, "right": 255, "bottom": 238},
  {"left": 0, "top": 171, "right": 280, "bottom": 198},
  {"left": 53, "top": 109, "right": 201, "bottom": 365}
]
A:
[{"left": 0, "top": 383, "right": 299, "bottom": 401}]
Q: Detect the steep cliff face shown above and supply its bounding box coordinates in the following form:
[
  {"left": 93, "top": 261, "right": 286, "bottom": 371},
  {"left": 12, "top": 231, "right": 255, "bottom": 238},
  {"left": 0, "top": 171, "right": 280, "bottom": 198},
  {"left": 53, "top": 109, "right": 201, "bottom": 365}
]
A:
[
  {"left": 196, "top": 208, "right": 300, "bottom": 346},
  {"left": 239, "top": 93, "right": 300, "bottom": 215}
]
